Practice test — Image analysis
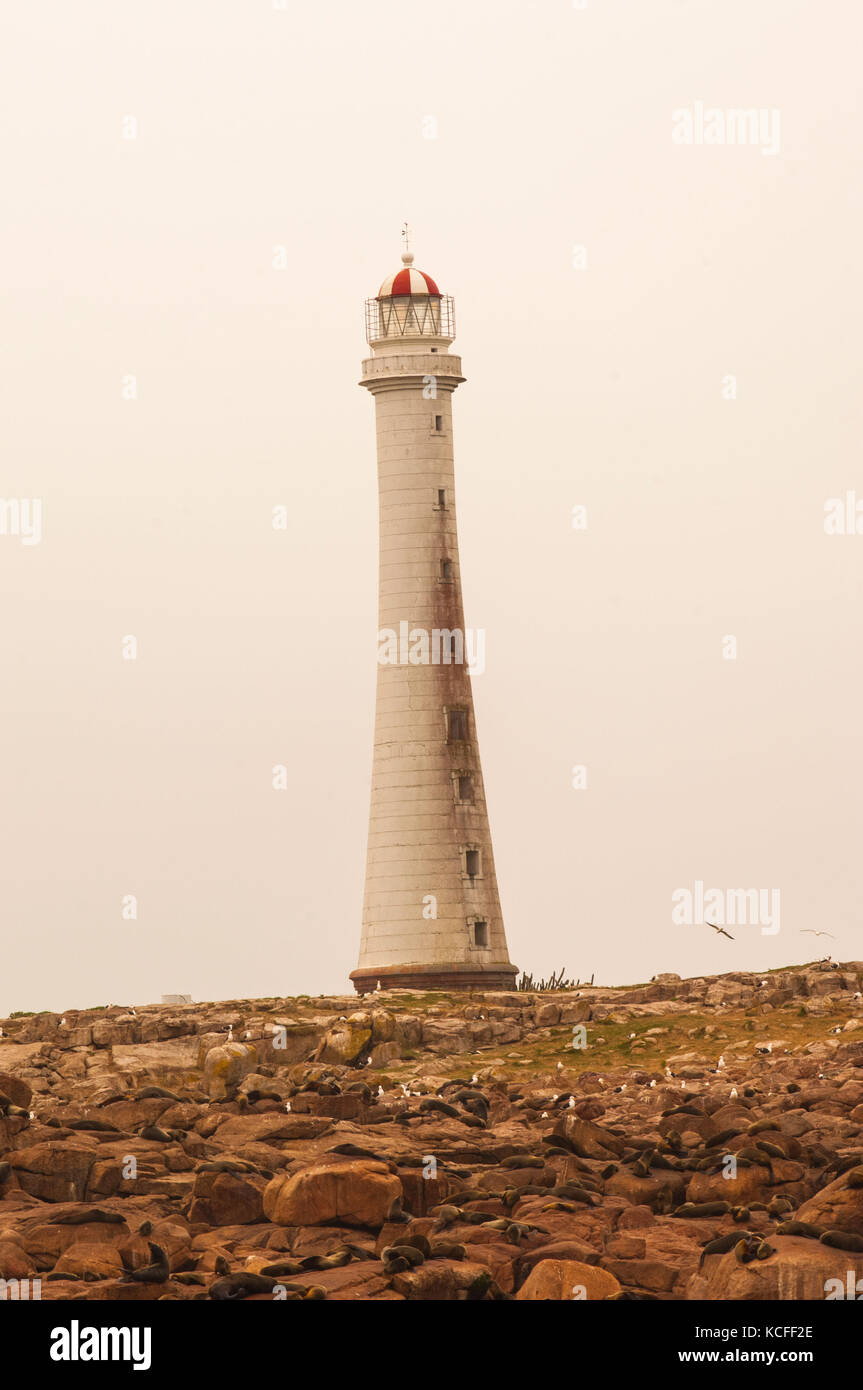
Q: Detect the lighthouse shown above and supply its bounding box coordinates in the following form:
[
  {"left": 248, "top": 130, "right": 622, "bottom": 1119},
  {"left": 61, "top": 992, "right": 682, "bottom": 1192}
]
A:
[{"left": 350, "top": 242, "right": 517, "bottom": 995}]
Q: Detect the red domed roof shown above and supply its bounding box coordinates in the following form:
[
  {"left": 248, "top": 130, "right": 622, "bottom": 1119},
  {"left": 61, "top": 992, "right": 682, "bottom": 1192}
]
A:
[{"left": 378, "top": 257, "right": 440, "bottom": 299}]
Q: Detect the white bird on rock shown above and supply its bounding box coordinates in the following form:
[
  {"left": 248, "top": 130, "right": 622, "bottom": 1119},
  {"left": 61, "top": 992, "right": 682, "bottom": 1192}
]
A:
[
  {"left": 556, "top": 1061, "right": 564, "bottom": 1072},
  {"left": 471, "top": 1074, "right": 478, "bottom": 1084},
  {"left": 568, "top": 1095, "right": 576, "bottom": 1108},
  {"left": 730, "top": 1087, "right": 738, "bottom": 1098}
]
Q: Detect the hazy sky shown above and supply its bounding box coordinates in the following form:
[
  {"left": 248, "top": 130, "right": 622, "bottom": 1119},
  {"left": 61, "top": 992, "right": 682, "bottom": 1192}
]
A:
[{"left": 1, "top": 0, "right": 861, "bottom": 1016}]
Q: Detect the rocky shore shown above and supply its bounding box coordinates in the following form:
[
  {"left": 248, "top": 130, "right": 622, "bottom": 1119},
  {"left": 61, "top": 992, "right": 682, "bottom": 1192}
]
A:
[{"left": 1, "top": 960, "right": 862, "bottom": 1301}]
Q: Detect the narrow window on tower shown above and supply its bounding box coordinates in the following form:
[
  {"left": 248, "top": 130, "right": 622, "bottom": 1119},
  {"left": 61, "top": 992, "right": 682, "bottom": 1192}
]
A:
[
  {"left": 434, "top": 414, "right": 443, "bottom": 433},
  {"left": 440, "top": 558, "right": 453, "bottom": 581},
  {"left": 465, "top": 848, "right": 481, "bottom": 881},
  {"left": 472, "top": 920, "right": 489, "bottom": 948},
  {"left": 447, "top": 708, "right": 468, "bottom": 742},
  {"left": 458, "top": 774, "right": 474, "bottom": 802},
  {"left": 435, "top": 488, "right": 447, "bottom": 510}
]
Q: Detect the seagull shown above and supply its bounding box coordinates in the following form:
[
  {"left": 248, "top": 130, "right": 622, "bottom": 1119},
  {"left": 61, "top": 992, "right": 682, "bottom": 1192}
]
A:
[
  {"left": 556, "top": 1061, "right": 564, "bottom": 1072},
  {"left": 649, "top": 1079, "right": 657, "bottom": 1088},
  {"left": 245, "top": 1031, "right": 251, "bottom": 1040},
  {"left": 541, "top": 1112, "right": 549, "bottom": 1119},
  {"left": 730, "top": 1087, "right": 738, "bottom": 1098},
  {"left": 61, "top": 1018, "right": 66, "bottom": 1026},
  {"left": 285, "top": 1101, "right": 292, "bottom": 1112},
  {"left": 717, "top": 1055, "right": 726, "bottom": 1069},
  {"left": 665, "top": 1067, "right": 672, "bottom": 1079},
  {"left": 471, "top": 1074, "right": 478, "bottom": 1084},
  {"left": 801, "top": 930, "right": 835, "bottom": 938},
  {"left": 227, "top": 1027, "right": 233, "bottom": 1042},
  {"left": 377, "top": 1085, "right": 384, "bottom": 1097},
  {"left": 568, "top": 1095, "right": 576, "bottom": 1108},
  {"left": 706, "top": 920, "right": 734, "bottom": 940},
  {"left": 629, "top": 1033, "right": 636, "bottom": 1040}
]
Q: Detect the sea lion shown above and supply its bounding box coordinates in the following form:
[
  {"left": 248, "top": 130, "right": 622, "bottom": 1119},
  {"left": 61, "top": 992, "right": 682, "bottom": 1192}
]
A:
[
  {"left": 699, "top": 1232, "right": 758, "bottom": 1267},
  {"left": 820, "top": 1230, "right": 863, "bottom": 1253},
  {"left": 260, "top": 1260, "right": 304, "bottom": 1277},
  {"left": 126, "top": 1242, "right": 170, "bottom": 1284},
  {"left": 299, "top": 1252, "right": 352, "bottom": 1271},
  {"left": 0, "top": 1161, "right": 12, "bottom": 1184},
  {"left": 500, "top": 1155, "right": 544, "bottom": 1170},
  {"left": 139, "top": 1125, "right": 173, "bottom": 1143},
  {"left": 847, "top": 1167, "right": 863, "bottom": 1189},
  {"left": 673, "top": 1201, "right": 731, "bottom": 1219},
  {"left": 756, "top": 1140, "right": 786, "bottom": 1160},
  {"left": 432, "top": 1205, "right": 460, "bottom": 1230},
  {"left": 136, "top": 1087, "right": 183, "bottom": 1101},
  {"left": 196, "top": 1159, "right": 258, "bottom": 1174},
  {"left": 775, "top": 1221, "right": 823, "bottom": 1239},
  {"left": 138, "top": 1220, "right": 153, "bottom": 1237},
  {"left": 734, "top": 1236, "right": 762, "bottom": 1265},
  {"left": 381, "top": 1244, "right": 424, "bottom": 1269},
  {"left": 418, "top": 1098, "right": 460, "bottom": 1118},
  {"left": 66, "top": 1119, "right": 120, "bottom": 1133},
  {"left": 705, "top": 1128, "right": 747, "bottom": 1148},
  {"left": 210, "top": 1272, "right": 277, "bottom": 1300},
  {"left": 767, "top": 1196, "right": 795, "bottom": 1217},
  {"left": 327, "top": 1143, "right": 382, "bottom": 1160},
  {"left": 736, "top": 1147, "right": 770, "bottom": 1165},
  {"left": 213, "top": 1255, "right": 231, "bottom": 1276}
]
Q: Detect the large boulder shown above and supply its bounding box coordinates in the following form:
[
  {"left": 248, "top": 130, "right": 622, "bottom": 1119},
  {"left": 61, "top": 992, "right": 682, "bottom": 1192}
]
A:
[
  {"left": 516, "top": 1259, "right": 621, "bottom": 1300},
  {"left": 797, "top": 1173, "right": 863, "bottom": 1236},
  {"left": 263, "top": 1157, "right": 401, "bottom": 1229},
  {"left": 203, "top": 1043, "right": 258, "bottom": 1100}
]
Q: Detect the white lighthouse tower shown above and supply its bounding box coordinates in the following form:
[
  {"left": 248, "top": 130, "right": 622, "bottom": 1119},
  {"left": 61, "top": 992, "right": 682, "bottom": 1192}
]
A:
[{"left": 351, "top": 241, "right": 517, "bottom": 995}]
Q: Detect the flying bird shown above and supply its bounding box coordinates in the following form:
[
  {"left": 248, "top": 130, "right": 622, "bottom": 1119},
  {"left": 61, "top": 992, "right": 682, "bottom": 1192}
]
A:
[
  {"left": 801, "top": 930, "right": 835, "bottom": 938},
  {"left": 706, "top": 920, "right": 734, "bottom": 940}
]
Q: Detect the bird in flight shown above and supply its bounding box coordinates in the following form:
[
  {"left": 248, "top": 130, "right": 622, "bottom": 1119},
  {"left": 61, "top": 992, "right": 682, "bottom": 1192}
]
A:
[
  {"left": 706, "top": 920, "right": 734, "bottom": 940},
  {"left": 801, "top": 930, "right": 836, "bottom": 938}
]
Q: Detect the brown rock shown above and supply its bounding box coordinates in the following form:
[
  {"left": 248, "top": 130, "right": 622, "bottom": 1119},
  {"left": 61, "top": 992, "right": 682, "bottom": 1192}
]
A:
[
  {"left": 516, "top": 1259, "right": 621, "bottom": 1300},
  {"left": 263, "top": 1158, "right": 401, "bottom": 1229}
]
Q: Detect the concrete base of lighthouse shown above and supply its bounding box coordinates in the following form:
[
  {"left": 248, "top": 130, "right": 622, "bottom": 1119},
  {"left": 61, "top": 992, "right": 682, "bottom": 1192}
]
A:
[{"left": 350, "top": 962, "right": 519, "bottom": 995}]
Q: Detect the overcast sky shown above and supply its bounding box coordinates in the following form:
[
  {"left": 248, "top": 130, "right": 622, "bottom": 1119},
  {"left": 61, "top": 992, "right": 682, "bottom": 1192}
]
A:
[{"left": 1, "top": 0, "right": 861, "bottom": 1015}]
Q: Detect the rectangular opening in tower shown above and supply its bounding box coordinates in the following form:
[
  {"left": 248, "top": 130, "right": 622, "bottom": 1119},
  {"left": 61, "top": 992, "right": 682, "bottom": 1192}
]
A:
[
  {"left": 447, "top": 709, "right": 468, "bottom": 742},
  {"left": 458, "top": 774, "right": 474, "bottom": 802},
  {"left": 465, "top": 849, "right": 480, "bottom": 880},
  {"left": 473, "top": 920, "right": 489, "bottom": 948}
]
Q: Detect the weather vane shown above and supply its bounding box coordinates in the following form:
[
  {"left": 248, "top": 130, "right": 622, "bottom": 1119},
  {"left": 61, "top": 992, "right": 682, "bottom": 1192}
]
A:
[{"left": 402, "top": 221, "right": 412, "bottom": 256}]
